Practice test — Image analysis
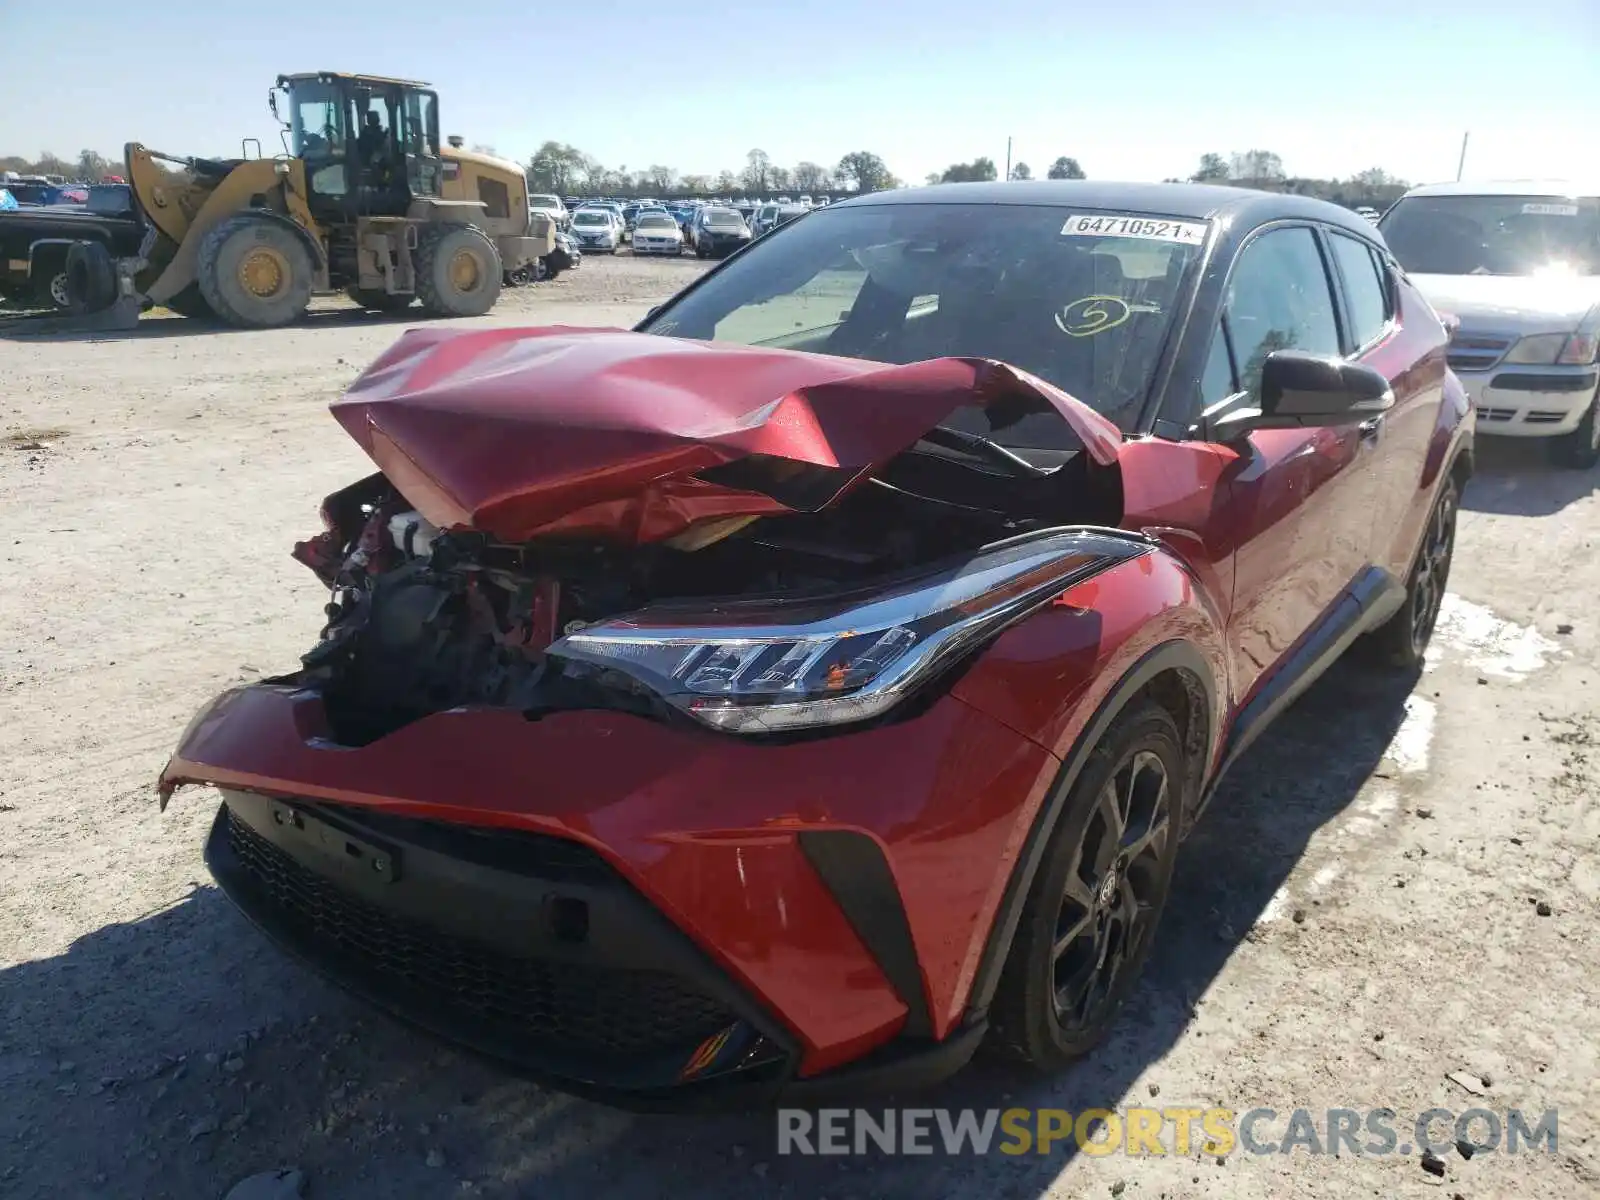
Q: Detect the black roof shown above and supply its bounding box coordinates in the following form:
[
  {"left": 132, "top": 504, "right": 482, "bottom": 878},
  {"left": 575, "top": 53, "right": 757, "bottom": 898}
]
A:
[{"left": 830, "top": 180, "right": 1380, "bottom": 242}]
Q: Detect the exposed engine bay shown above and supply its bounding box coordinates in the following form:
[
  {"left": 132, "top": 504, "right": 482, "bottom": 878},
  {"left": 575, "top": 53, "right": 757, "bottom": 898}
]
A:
[{"left": 291, "top": 442, "right": 1122, "bottom": 746}]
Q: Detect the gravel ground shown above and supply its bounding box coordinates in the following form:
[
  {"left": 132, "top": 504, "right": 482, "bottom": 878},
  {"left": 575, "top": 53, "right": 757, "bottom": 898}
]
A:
[{"left": 1, "top": 255, "right": 1597, "bottom": 1199}]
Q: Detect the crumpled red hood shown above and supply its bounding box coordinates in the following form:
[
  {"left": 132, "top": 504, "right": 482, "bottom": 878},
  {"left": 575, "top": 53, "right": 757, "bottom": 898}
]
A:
[{"left": 331, "top": 325, "right": 1122, "bottom": 544}]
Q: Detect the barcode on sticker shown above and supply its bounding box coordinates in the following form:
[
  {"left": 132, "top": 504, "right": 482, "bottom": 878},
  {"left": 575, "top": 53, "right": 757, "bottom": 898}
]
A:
[
  {"left": 1521, "top": 202, "right": 1579, "bottom": 216},
  {"left": 1060, "top": 214, "right": 1208, "bottom": 244}
]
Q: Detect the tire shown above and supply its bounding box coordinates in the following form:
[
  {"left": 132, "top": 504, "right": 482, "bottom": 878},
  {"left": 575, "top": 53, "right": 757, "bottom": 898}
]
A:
[
  {"left": 63, "top": 241, "right": 118, "bottom": 315},
  {"left": 197, "top": 214, "right": 314, "bottom": 329},
  {"left": 989, "top": 701, "right": 1184, "bottom": 1069},
  {"left": 163, "top": 283, "right": 213, "bottom": 320},
  {"left": 345, "top": 287, "right": 415, "bottom": 312},
  {"left": 413, "top": 224, "right": 500, "bottom": 318},
  {"left": 1363, "top": 472, "right": 1459, "bottom": 670},
  {"left": 1551, "top": 387, "right": 1600, "bottom": 470}
]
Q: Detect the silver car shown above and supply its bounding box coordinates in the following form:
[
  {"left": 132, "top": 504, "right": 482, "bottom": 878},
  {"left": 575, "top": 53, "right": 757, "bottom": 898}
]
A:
[{"left": 1380, "top": 179, "right": 1600, "bottom": 467}]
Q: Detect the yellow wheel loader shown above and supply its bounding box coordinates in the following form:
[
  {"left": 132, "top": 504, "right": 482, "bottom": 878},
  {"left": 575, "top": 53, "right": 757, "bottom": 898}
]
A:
[{"left": 71, "top": 72, "right": 553, "bottom": 329}]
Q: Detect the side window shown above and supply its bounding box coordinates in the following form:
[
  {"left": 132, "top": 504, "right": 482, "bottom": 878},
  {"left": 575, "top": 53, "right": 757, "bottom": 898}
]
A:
[
  {"left": 1225, "top": 226, "right": 1341, "bottom": 395},
  {"left": 1328, "top": 232, "right": 1391, "bottom": 350},
  {"left": 1200, "top": 321, "right": 1238, "bottom": 408}
]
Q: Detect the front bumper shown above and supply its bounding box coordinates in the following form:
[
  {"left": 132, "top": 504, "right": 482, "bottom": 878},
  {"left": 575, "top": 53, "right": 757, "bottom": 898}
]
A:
[
  {"left": 204, "top": 790, "right": 990, "bottom": 1111},
  {"left": 163, "top": 684, "right": 1057, "bottom": 1106},
  {"left": 1459, "top": 366, "right": 1599, "bottom": 436},
  {"left": 633, "top": 240, "right": 681, "bottom": 254},
  {"left": 699, "top": 237, "right": 749, "bottom": 256}
]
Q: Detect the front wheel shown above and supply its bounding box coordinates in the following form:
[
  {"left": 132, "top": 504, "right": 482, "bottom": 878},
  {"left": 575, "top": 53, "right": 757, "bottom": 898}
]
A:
[
  {"left": 989, "top": 702, "right": 1184, "bottom": 1069},
  {"left": 1364, "top": 473, "right": 1459, "bottom": 669},
  {"left": 197, "top": 214, "right": 315, "bottom": 329},
  {"left": 1551, "top": 388, "right": 1600, "bottom": 470}
]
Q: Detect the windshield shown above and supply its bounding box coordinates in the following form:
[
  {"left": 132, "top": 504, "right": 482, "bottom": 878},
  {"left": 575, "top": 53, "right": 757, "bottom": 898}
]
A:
[
  {"left": 529, "top": 195, "right": 561, "bottom": 209},
  {"left": 638, "top": 214, "right": 676, "bottom": 229},
  {"left": 706, "top": 210, "right": 744, "bottom": 227},
  {"left": 1381, "top": 193, "right": 1600, "bottom": 276},
  {"left": 574, "top": 212, "right": 609, "bottom": 226},
  {"left": 639, "top": 202, "right": 1203, "bottom": 437}
]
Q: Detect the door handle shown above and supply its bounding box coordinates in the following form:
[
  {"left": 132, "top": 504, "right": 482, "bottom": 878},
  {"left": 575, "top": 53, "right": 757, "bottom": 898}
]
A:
[{"left": 1358, "top": 415, "right": 1384, "bottom": 443}]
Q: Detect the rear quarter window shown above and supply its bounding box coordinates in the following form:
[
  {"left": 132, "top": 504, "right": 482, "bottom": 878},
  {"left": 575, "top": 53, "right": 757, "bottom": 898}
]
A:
[{"left": 1327, "top": 232, "right": 1392, "bottom": 350}]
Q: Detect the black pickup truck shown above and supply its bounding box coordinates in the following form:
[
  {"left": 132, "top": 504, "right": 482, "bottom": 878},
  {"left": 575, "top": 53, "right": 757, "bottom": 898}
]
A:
[{"left": 0, "top": 186, "right": 145, "bottom": 308}]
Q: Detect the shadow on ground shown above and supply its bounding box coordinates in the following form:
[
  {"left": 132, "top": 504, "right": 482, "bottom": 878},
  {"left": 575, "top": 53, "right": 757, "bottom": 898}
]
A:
[
  {"left": 0, "top": 305, "right": 465, "bottom": 344},
  {"left": 0, "top": 660, "right": 1413, "bottom": 1200},
  {"left": 1460, "top": 435, "right": 1600, "bottom": 517}
]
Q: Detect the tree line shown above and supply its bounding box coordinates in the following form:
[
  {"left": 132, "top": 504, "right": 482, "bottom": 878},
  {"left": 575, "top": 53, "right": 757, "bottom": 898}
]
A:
[
  {"left": 5, "top": 145, "right": 1413, "bottom": 210},
  {"left": 523, "top": 144, "right": 902, "bottom": 198}
]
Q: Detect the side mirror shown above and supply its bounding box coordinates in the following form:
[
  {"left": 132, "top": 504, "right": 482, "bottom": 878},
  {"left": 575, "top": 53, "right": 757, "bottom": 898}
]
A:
[
  {"left": 1437, "top": 310, "right": 1461, "bottom": 338},
  {"left": 1212, "top": 350, "right": 1393, "bottom": 442},
  {"left": 645, "top": 305, "right": 662, "bottom": 321}
]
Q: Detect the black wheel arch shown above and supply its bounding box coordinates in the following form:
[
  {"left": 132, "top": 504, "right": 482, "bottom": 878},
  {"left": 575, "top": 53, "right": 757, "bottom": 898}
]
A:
[{"left": 963, "top": 639, "right": 1218, "bottom": 1021}]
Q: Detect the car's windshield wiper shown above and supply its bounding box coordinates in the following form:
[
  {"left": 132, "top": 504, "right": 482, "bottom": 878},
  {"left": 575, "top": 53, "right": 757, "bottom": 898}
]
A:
[{"left": 916, "top": 425, "right": 1054, "bottom": 478}]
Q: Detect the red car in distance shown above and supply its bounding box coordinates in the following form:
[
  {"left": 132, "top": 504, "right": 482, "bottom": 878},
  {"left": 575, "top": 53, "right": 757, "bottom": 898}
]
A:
[{"left": 161, "top": 181, "right": 1472, "bottom": 1109}]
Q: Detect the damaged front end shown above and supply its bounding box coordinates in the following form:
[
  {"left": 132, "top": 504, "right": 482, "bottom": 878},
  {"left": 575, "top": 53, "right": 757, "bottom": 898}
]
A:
[
  {"left": 269, "top": 326, "right": 1136, "bottom": 747},
  {"left": 159, "top": 326, "right": 1152, "bottom": 1105}
]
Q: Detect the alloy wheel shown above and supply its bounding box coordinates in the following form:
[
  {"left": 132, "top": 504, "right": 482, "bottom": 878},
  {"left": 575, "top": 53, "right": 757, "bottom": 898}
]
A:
[
  {"left": 1050, "top": 749, "right": 1171, "bottom": 1035},
  {"left": 1408, "top": 481, "right": 1457, "bottom": 658}
]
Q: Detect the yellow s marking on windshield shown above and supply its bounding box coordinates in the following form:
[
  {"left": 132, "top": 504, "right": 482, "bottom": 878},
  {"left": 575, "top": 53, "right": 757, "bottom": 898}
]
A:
[{"left": 1055, "top": 295, "right": 1131, "bottom": 338}]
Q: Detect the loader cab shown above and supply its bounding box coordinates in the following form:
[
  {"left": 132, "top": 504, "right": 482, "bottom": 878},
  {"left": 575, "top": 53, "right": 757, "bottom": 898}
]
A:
[{"left": 277, "top": 72, "right": 441, "bottom": 221}]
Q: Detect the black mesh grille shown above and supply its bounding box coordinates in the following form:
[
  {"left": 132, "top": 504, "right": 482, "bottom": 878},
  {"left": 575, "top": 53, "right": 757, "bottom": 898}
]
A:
[{"left": 225, "top": 809, "right": 736, "bottom": 1058}]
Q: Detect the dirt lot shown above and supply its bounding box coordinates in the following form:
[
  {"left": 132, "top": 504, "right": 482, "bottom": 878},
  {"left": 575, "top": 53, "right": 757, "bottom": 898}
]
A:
[{"left": 2, "top": 254, "right": 1597, "bottom": 1200}]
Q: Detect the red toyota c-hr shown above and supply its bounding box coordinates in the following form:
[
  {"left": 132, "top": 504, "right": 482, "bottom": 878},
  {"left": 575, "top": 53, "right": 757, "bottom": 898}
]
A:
[{"left": 162, "top": 181, "right": 1472, "bottom": 1110}]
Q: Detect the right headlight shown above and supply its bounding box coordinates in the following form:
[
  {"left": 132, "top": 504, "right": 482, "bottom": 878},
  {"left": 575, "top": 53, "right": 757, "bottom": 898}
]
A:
[
  {"left": 547, "top": 529, "right": 1150, "bottom": 735},
  {"left": 1504, "top": 333, "right": 1571, "bottom": 365}
]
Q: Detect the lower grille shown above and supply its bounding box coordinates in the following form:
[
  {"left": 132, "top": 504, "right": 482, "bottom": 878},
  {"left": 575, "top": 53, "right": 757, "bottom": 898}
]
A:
[
  {"left": 225, "top": 808, "right": 737, "bottom": 1059},
  {"left": 1477, "top": 407, "right": 1515, "bottom": 422}
]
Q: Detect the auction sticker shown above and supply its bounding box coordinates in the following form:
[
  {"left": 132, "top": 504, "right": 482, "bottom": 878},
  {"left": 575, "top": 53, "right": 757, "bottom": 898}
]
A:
[
  {"left": 1521, "top": 202, "right": 1579, "bottom": 216},
  {"left": 1061, "top": 213, "right": 1208, "bottom": 244}
]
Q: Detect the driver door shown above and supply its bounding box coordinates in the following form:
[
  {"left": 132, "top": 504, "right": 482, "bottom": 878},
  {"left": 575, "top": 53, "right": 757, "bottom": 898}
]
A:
[{"left": 1203, "top": 224, "right": 1384, "bottom": 702}]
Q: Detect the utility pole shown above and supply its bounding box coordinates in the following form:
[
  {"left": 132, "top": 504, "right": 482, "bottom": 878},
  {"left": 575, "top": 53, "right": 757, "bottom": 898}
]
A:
[
  {"left": 1005, "top": 137, "right": 1012, "bottom": 182},
  {"left": 1456, "top": 132, "right": 1470, "bottom": 182}
]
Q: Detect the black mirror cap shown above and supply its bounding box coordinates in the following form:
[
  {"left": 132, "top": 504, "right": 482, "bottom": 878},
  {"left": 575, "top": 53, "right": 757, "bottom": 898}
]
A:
[{"left": 1261, "top": 350, "right": 1394, "bottom": 423}]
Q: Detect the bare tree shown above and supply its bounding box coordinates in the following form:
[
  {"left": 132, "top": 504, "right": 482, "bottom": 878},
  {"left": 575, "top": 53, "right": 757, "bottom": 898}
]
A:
[
  {"left": 769, "top": 166, "right": 792, "bottom": 192},
  {"left": 646, "top": 164, "right": 678, "bottom": 192},
  {"left": 1229, "top": 149, "right": 1285, "bottom": 185},
  {"left": 742, "top": 148, "right": 771, "bottom": 193},
  {"left": 76, "top": 149, "right": 111, "bottom": 181},
  {"left": 715, "top": 170, "right": 738, "bottom": 193},
  {"left": 792, "top": 161, "right": 830, "bottom": 192}
]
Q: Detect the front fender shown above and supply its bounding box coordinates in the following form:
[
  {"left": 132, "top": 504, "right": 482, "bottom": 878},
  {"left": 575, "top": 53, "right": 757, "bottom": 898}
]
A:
[{"left": 950, "top": 548, "right": 1229, "bottom": 773}]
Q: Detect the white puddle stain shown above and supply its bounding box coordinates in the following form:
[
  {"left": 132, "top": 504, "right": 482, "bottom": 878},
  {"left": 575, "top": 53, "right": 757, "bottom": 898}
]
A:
[
  {"left": 1430, "top": 593, "right": 1561, "bottom": 680},
  {"left": 1387, "top": 695, "right": 1435, "bottom": 775},
  {"left": 1251, "top": 595, "right": 1546, "bottom": 930}
]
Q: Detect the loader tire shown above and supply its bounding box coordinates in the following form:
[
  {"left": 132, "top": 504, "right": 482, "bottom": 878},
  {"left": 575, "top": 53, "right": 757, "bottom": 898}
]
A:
[
  {"left": 413, "top": 224, "right": 500, "bottom": 318},
  {"left": 345, "top": 287, "right": 415, "bottom": 313},
  {"left": 197, "top": 214, "right": 314, "bottom": 329},
  {"left": 162, "top": 284, "right": 213, "bottom": 320}
]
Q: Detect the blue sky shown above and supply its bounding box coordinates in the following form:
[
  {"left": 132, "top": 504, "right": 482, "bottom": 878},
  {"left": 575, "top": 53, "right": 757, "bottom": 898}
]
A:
[{"left": 5, "top": 0, "right": 1596, "bottom": 186}]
